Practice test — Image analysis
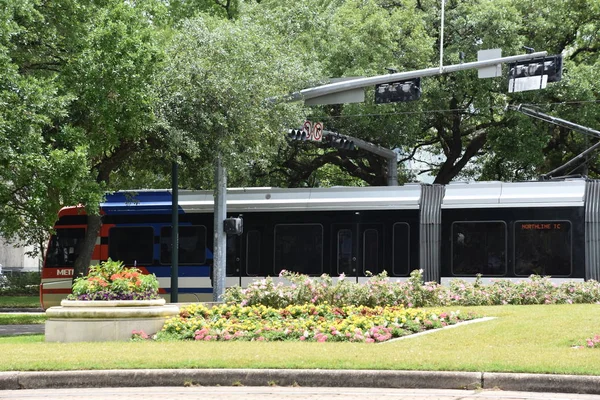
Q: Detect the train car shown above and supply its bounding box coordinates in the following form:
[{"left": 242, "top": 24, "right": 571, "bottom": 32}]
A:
[
  {"left": 39, "top": 178, "right": 600, "bottom": 309},
  {"left": 439, "top": 180, "right": 588, "bottom": 283}
]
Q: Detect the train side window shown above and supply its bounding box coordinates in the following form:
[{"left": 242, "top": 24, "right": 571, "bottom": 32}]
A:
[
  {"left": 274, "top": 224, "right": 323, "bottom": 276},
  {"left": 514, "top": 221, "right": 572, "bottom": 276},
  {"left": 160, "top": 226, "right": 207, "bottom": 265},
  {"left": 246, "top": 230, "right": 261, "bottom": 276},
  {"left": 363, "top": 229, "right": 380, "bottom": 275},
  {"left": 392, "top": 223, "right": 410, "bottom": 276},
  {"left": 109, "top": 227, "right": 153, "bottom": 265},
  {"left": 451, "top": 221, "right": 506, "bottom": 276},
  {"left": 337, "top": 229, "right": 353, "bottom": 275},
  {"left": 46, "top": 228, "right": 86, "bottom": 267}
]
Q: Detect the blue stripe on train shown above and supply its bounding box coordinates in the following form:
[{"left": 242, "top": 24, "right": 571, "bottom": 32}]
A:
[
  {"left": 146, "top": 266, "right": 210, "bottom": 278},
  {"left": 101, "top": 191, "right": 183, "bottom": 215},
  {"left": 164, "top": 288, "right": 213, "bottom": 293}
]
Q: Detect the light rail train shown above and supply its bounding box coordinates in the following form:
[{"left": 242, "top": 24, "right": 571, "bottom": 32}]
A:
[{"left": 39, "top": 178, "right": 600, "bottom": 309}]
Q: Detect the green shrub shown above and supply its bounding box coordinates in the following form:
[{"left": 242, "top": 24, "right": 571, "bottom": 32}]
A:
[
  {"left": 222, "top": 269, "right": 600, "bottom": 308},
  {"left": 0, "top": 272, "right": 40, "bottom": 296}
]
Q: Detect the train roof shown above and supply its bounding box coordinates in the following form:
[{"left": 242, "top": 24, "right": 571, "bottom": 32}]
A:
[
  {"left": 98, "top": 179, "right": 587, "bottom": 214},
  {"left": 101, "top": 185, "right": 423, "bottom": 214},
  {"left": 442, "top": 179, "right": 585, "bottom": 208}
]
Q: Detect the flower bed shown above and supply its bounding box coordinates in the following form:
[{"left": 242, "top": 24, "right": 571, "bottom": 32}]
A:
[
  {"left": 155, "top": 303, "right": 479, "bottom": 343},
  {"left": 46, "top": 259, "right": 174, "bottom": 343},
  {"left": 68, "top": 259, "right": 159, "bottom": 301},
  {"left": 223, "top": 269, "right": 600, "bottom": 308}
]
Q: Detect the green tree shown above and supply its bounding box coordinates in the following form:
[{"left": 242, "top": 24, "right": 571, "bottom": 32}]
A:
[
  {"left": 1, "top": 0, "right": 167, "bottom": 274},
  {"left": 257, "top": 0, "right": 600, "bottom": 186},
  {"left": 0, "top": 1, "right": 99, "bottom": 257},
  {"left": 156, "top": 8, "right": 317, "bottom": 189}
]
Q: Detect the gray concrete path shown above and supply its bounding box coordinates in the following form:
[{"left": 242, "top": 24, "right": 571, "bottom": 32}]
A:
[
  {"left": 2, "top": 386, "right": 600, "bottom": 400},
  {"left": 0, "top": 324, "right": 44, "bottom": 336}
]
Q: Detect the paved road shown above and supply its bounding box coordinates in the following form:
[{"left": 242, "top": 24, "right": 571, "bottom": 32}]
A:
[
  {"left": 2, "top": 386, "right": 600, "bottom": 400},
  {"left": 0, "top": 311, "right": 45, "bottom": 337},
  {"left": 0, "top": 324, "right": 44, "bottom": 336}
]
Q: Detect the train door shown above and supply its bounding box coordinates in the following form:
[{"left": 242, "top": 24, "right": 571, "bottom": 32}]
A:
[
  {"left": 333, "top": 224, "right": 357, "bottom": 280},
  {"left": 332, "top": 223, "right": 384, "bottom": 282},
  {"left": 358, "top": 223, "right": 384, "bottom": 282}
]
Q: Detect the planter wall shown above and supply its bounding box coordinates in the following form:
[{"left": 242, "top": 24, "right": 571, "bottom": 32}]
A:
[{"left": 45, "top": 299, "right": 180, "bottom": 343}]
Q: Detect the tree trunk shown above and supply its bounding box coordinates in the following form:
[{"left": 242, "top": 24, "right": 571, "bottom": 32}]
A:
[{"left": 73, "top": 213, "right": 102, "bottom": 279}]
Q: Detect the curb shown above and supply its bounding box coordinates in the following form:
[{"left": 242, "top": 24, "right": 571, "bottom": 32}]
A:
[{"left": 1, "top": 369, "right": 600, "bottom": 394}]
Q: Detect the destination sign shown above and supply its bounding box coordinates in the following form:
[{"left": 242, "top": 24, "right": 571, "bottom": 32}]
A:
[{"left": 519, "top": 222, "right": 567, "bottom": 231}]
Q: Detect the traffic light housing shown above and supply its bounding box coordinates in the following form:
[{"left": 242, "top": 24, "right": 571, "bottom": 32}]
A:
[
  {"left": 328, "top": 134, "right": 355, "bottom": 150},
  {"left": 375, "top": 78, "right": 421, "bottom": 104},
  {"left": 508, "top": 54, "right": 563, "bottom": 82},
  {"left": 223, "top": 217, "right": 243, "bottom": 235},
  {"left": 288, "top": 128, "right": 307, "bottom": 141}
]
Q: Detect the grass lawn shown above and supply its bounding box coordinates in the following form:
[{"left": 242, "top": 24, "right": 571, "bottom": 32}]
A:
[
  {"left": 0, "top": 296, "right": 40, "bottom": 308},
  {"left": 0, "top": 304, "right": 599, "bottom": 374}
]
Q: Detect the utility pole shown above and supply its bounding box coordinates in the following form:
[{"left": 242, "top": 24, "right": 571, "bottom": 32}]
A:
[
  {"left": 170, "top": 161, "right": 178, "bottom": 303},
  {"left": 212, "top": 155, "right": 227, "bottom": 302}
]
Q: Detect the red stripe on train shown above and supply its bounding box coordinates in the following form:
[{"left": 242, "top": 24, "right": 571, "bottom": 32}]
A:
[
  {"left": 41, "top": 288, "right": 72, "bottom": 294},
  {"left": 42, "top": 268, "right": 75, "bottom": 279}
]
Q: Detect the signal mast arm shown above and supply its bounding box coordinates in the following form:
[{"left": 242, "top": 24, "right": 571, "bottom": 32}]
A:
[{"left": 323, "top": 130, "right": 398, "bottom": 186}]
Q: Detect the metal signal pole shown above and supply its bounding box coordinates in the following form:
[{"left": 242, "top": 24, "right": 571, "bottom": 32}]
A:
[
  {"left": 170, "top": 161, "right": 179, "bottom": 303},
  {"left": 213, "top": 155, "right": 227, "bottom": 302}
]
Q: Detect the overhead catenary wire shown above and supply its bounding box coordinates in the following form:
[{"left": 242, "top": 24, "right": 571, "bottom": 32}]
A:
[{"left": 308, "top": 100, "right": 600, "bottom": 120}]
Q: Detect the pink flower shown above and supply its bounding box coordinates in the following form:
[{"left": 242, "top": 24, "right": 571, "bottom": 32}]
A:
[{"left": 299, "top": 336, "right": 306, "bottom": 341}]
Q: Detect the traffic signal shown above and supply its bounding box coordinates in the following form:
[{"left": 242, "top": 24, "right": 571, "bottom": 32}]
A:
[
  {"left": 288, "top": 129, "right": 307, "bottom": 141},
  {"left": 508, "top": 54, "right": 563, "bottom": 93},
  {"left": 328, "top": 134, "right": 355, "bottom": 150},
  {"left": 223, "top": 217, "right": 243, "bottom": 235},
  {"left": 375, "top": 78, "right": 421, "bottom": 104},
  {"left": 508, "top": 54, "right": 563, "bottom": 82}
]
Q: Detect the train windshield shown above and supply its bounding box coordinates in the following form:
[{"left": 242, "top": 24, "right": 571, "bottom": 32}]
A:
[{"left": 46, "top": 228, "right": 85, "bottom": 267}]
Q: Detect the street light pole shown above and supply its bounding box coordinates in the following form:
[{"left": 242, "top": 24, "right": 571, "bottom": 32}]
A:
[
  {"left": 170, "top": 160, "right": 179, "bottom": 303},
  {"left": 212, "top": 154, "right": 227, "bottom": 302}
]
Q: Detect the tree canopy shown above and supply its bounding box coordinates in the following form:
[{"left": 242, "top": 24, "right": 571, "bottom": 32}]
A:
[{"left": 1, "top": 0, "right": 600, "bottom": 260}]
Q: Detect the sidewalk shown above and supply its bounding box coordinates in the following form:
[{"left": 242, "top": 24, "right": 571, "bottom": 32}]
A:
[
  {"left": 0, "top": 324, "right": 43, "bottom": 336},
  {"left": 3, "top": 386, "right": 600, "bottom": 400}
]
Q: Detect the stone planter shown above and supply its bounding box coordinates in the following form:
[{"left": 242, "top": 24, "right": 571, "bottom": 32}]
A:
[{"left": 45, "top": 299, "right": 180, "bottom": 343}]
